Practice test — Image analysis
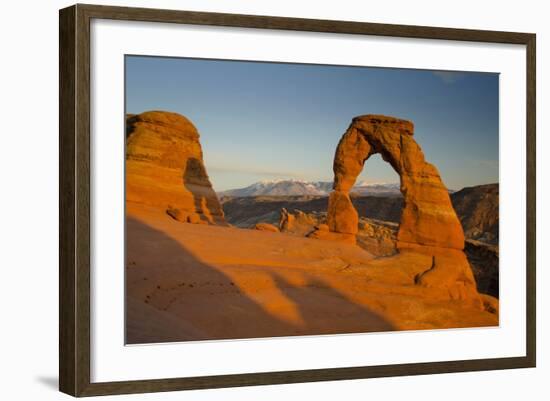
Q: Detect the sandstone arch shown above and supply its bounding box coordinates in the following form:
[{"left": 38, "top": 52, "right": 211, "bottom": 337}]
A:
[
  {"left": 327, "top": 115, "right": 464, "bottom": 250},
  {"left": 325, "top": 115, "right": 482, "bottom": 305}
]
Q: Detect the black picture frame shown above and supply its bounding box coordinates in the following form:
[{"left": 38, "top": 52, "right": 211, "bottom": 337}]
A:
[{"left": 59, "top": 3, "right": 536, "bottom": 397}]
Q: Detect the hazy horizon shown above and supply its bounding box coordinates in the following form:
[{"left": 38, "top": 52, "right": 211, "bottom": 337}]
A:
[
  {"left": 126, "top": 56, "right": 499, "bottom": 191},
  {"left": 215, "top": 177, "right": 496, "bottom": 194}
]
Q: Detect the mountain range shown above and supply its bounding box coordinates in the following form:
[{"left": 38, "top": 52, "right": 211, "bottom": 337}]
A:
[
  {"left": 219, "top": 179, "right": 402, "bottom": 197},
  {"left": 220, "top": 183, "right": 498, "bottom": 245}
]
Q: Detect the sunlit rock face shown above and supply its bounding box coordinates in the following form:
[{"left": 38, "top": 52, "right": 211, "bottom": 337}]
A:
[
  {"left": 324, "top": 115, "right": 480, "bottom": 305},
  {"left": 126, "top": 111, "right": 225, "bottom": 225},
  {"left": 329, "top": 114, "right": 464, "bottom": 249}
]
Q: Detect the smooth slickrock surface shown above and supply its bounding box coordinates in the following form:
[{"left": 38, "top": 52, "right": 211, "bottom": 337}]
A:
[{"left": 126, "top": 203, "right": 497, "bottom": 343}]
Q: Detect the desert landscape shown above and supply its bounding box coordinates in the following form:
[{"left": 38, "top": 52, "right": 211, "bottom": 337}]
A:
[{"left": 125, "top": 110, "right": 499, "bottom": 344}]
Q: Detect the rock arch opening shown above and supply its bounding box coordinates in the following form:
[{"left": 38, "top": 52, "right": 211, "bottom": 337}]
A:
[
  {"left": 354, "top": 153, "right": 401, "bottom": 187},
  {"left": 345, "top": 153, "right": 403, "bottom": 224}
]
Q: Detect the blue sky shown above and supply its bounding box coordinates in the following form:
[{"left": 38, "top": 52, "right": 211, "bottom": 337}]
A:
[{"left": 126, "top": 56, "right": 499, "bottom": 191}]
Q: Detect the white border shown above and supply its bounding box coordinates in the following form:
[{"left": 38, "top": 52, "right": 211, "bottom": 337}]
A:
[{"left": 90, "top": 19, "right": 526, "bottom": 382}]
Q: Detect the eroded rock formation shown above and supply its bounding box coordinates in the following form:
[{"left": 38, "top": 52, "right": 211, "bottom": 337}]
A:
[
  {"left": 254, "top": 222, "right": 280, "bottom": 232},
  {"left": 324, "top": 115, "right": 480, "bottom": 305},
  {"left": 451, "top": 183, "right": 499, "bottom": 244},
  {"left": 126, "top": 111, "right": 225, "bottom": 225},
  {"left": 328, "top": 115, "right": 464, "bottom": 249}
]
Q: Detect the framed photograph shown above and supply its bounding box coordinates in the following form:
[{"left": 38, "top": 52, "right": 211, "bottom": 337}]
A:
[{"left": 59, "top": 4, "right": 536, "bottom": 397}]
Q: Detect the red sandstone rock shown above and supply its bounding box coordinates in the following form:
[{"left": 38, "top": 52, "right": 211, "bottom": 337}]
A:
[
  {"left": 327, "top": 191, "right": 359, "bottom": 235},
  {"left": 279, "top": 208, "right": 295, "bottom": 231},
  {"left": 412, "top": 248, "right": 480, "bottom": 307},
  {"left": 307, "top": 229, "right": 356, "bottom": 245},
  {"left": 166, "top": 206, "right": 189, "bottom": 223},
  {"left": 126, "top": 111, "right": 225, "bottom": 225},
  {"left": 330, "top": 115, "right": 464, "bottom": 250},
  {"left": 316, "top": 223, "right": 329, "bottom": 232},
  {"left": 254, "top": 222, "right": 280, "bottom": 232},
  {"left": 326, "top": 114, "right": 479, "bottom": 303}
]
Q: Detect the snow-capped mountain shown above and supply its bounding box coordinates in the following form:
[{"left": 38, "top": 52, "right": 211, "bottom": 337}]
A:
[
  {"left": 219, "top": 179, "right": 327, "bottom": 197},
  {"left": 351, "top": 181, "right": 401, "bottom": 196},
  {"left": 218, "top": 179, "right": 401, "bottom": 197}
]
